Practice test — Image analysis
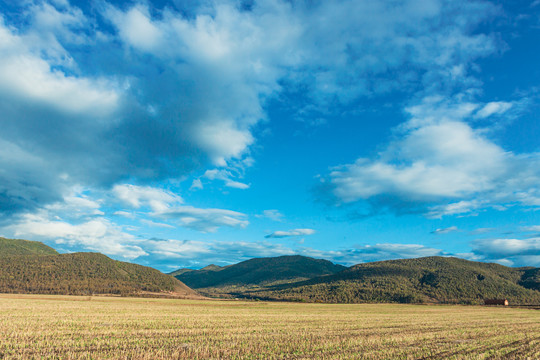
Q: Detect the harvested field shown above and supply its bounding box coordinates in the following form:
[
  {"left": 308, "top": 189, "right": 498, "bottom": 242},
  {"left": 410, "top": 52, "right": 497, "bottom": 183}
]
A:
[{"left": 0, "top": 294, "right": 538, "bottom": 359}]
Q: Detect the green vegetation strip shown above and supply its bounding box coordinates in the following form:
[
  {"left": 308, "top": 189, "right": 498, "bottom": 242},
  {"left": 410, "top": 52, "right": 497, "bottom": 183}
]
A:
[{"left": 0, "top": 294, "right": 539, "bottom": 359}]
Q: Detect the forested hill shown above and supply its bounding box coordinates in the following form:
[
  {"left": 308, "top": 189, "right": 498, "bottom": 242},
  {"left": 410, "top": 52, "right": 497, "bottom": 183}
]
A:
[
  {"left": 0, "top": 238, "right": 201, "bottom": 298},
  {"left": 174, "top": 255, "right": 346, "bottom": 291},
  {"left": 0, "top": 237, "right": 58, "bottom": 255},
  {"left": 241, "top": 257, "right": 540, "bottom": 305}
]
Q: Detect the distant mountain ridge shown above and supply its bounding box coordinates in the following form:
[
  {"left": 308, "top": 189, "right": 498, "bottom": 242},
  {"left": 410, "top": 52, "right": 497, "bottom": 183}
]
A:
[
  {"left": 3, "top": 237, "right": 539, "bottom": 305},
  {"left": 175, "top": 255, "right": 540, "bottom": 305},
  {"left": 0, "top": 238, "right": 201, "bottom": 298},
  {"left": 174, "top": 255, "right": 346, "bottom": 294}
]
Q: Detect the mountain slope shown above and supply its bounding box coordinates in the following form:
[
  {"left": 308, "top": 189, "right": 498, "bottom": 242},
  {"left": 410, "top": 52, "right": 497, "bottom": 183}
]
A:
[
  {"left": 174, "top": 255, "right": 346, "bottom": 292},
  {"left": 243, "top": 257, "right": 540, "bottom": 305},
  {"left": 0, "top": 239, "right": 201, "bottom": 298},
  {"left": 0, "top": 237, "right": 58, "bottom": 256},
  {"left": 169, "top": 264, "right": 226, "bottom": 277}
]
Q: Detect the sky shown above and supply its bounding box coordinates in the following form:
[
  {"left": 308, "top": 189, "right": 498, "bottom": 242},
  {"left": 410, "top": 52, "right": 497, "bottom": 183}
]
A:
[{"left": 1, "top": 0, "right": 540, "bottom": 272}]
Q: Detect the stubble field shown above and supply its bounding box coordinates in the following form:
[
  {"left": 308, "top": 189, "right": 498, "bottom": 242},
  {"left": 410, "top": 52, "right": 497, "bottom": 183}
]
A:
[{"left": 0, "top": 294, "right": 538, "bottom": 359}]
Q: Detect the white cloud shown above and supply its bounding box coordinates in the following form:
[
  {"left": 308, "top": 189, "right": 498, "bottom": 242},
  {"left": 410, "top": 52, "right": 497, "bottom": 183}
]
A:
[
  {"left": 45, "top": 188, "right": 104, "bottom": 218},
  {"left": 328, "top": 95, "right": 540, "bottom": 217},
  {"left": 265, "top": 228, "right": 316, "bottom": 239},
  {"left": 190, "top": 179, "right": 203, "bottom": 191},
  {"left": 6, "top": 212, "right": 146, "bottom": 259},
  {"left": 426, "top": 200, "right": 484, "bottom": 219},
  {"left": 140, "top": 219, "right": 175, "bottom": 229},
  {"left": 471, "top": 238, "right": 540, "bottom": 266},
  {"left": 0, "top": 0, "right": 505, "bottom": 219},
  {"left": 257, "top": 210, "right": 284, "bottom": 222},
  {"left": 431, "top": 226, "right": 458, "bottom": 235},
  {"left": 145, "top": 239, "right": 295, "bottom": 263},
  {"left": 194, "top": 123, "right": 255, "bottom": 167},
  {"left": 113, "top": 185, "right": 247, "bottom": 232},
  {"left": 143, "top": 238, "right": 445, "bottom": 269},
  {"left": 113, "top": 184, "right": 182, "bottom": 212},
  {"left": 202, "top": 169, "right": 250, "bottom": 189},
  {"left": 105, "top": 5, "right": 162, "bottom": 52},
  {"left": 349, "top": 243, "right": 444, "bottom": 263},
  {"left": 113, "top": 211, "right": 135, "bottom": 219},
  {"left": 157, "top": 206, "right": 248, "bottom": 232},
  {"left": 0, "top": 17, "right": 118, "bottom": 116},
  {"left": 521, "top": 225, "right": 540, "bottom": 232},
  {"left": 331, "top": 120, "right": 507, "bottom": 201},
  {"left": 470, "top": 227, "right": 495, "bottom": 235},
  {"left": 475, "top": 101, "right": 513, "bottom": 119}
]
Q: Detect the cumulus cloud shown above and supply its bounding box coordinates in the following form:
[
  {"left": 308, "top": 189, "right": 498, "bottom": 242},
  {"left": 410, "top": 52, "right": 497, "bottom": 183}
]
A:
[
  {"left": 331, "top": 118, "right": 508, "bottom": 202},
  {"left": 0, "top": 0, "right": 522, "bottom": 267},
  {"left": 5, "top": 212, "right": 146, "bottom": 259},
  {"left": 265, "top": 228, "right": 316, "bottom": 238},
  {"left": 0, "top": 0, "right": 503, "bottom": 218},
  {"left": 327, "top": 95, "right": 540, "bottom": 217},
  {"left": 470, "top": 238, "right": 540, "bottom": 266}
]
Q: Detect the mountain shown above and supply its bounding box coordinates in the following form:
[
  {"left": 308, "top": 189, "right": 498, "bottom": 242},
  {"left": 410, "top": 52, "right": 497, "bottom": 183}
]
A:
[
  {"left": 0, "top": 237, "right": 58, "bottom": 256},
  {"left": 169, "top": 264, "right": 226, "bottom": 277},
  {"left": 174, "top": 255, "right": 347, "bottom": 296},
  {"left": 169, "top": 268, "right": 195, "bottom": 277},
  {"left": 0, "top": 238, "right": 201, "bottom": 298},
  {"left": 242, "top": 257, "right": 540, "bottom": 305}
]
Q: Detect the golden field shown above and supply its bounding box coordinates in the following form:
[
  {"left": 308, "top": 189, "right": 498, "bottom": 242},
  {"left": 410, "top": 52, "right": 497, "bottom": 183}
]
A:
[{"left": 0, "top": 294, "right": 538, "bottom": 359}]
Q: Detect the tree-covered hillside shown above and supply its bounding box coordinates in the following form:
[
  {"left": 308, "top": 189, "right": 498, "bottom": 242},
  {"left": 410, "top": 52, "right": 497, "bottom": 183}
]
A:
[
  {"left": 175, "top": 255, "right": 346, "bottom": 292},
  {"left": 242, "top": 257, "right": 540, "bottom": 305},
  {"left": 0, "top": 237, "right": 58, "bottom": 256},
  {"left": 0, "top": 239, "right": 200, "bottom": 298}
]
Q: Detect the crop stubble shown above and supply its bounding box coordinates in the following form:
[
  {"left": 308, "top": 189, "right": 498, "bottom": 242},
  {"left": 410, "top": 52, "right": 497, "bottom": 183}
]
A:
[{"left": 0, "top": 294, "right": 538, "bottom": 359}]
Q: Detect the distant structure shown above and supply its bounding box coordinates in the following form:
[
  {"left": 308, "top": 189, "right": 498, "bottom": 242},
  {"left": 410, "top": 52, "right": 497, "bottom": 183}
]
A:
[{"left": 484, "top": 299, "right": 509, "bottom": 306}]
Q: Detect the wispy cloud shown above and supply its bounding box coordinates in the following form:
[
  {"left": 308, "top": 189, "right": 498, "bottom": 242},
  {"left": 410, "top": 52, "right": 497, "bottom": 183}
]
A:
[
  {"left": 113, "top": 184, "right": 183, "bottom": 212},
  {"left": 157, "top": 206, "right": 248, "bottom": 233},
  {"left": 141, "top": 239, "right": 446, "bottom": 270},
  {"left": 431, "top": 226, "right": 459, "bottom": 235},
  {"left": 265, "top": 228, "right": 316, "bottom": 238},
  {"left": 257, "top": 210, "right": 284, "bottom": 222},
  {"left": 520, "top": 225, "right": 540, "bottom": 232},
  {"left": 202, "top": 169, "right": 250, "bottom": 190}
]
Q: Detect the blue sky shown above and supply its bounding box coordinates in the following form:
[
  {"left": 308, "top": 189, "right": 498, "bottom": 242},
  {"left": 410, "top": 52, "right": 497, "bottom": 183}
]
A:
[{"left": 1, "top": 0, "right": 539, "bottom": 271}]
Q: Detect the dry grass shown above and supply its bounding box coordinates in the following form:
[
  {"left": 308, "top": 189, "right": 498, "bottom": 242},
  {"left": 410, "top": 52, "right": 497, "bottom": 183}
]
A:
[{"left": 0, "top": 294, "right": 538, "bottom": 359}]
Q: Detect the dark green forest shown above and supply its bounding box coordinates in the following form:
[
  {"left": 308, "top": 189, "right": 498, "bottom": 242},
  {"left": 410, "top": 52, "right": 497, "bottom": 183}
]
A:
[
  {"left": 0, "top": 238, "right": 196, "bottom": 297},
  {"left": 2, "top": 237, "right": 539, "bottom": 304},
  {"left": 174, "top": 255, "right": 346, "bottom": 290},
  {"left": 178, "top": 256, "right": 540, "bottom": 305},
  {"left": 0, "top": 237, "right": 58, "bottom": 255}
]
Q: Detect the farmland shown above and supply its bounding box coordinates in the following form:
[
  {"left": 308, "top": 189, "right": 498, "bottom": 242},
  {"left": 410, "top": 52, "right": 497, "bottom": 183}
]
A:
[{"left": 0, "top": 294, "right": 538, "bottom": 359}]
